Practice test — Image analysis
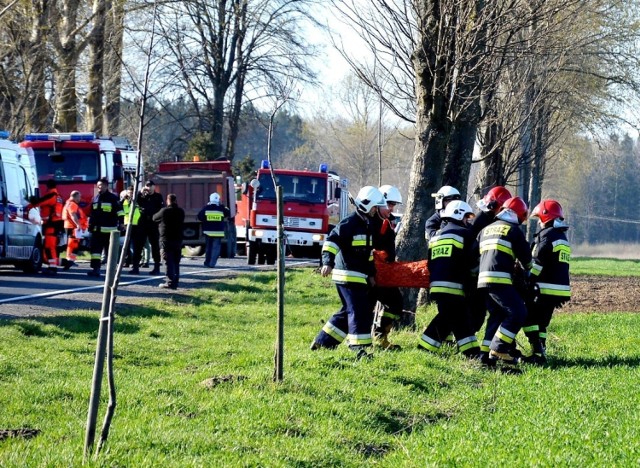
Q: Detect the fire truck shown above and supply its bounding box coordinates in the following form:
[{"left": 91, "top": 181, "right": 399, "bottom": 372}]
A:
[
  {"left": 19, "top": 132, "right": 136, "bottom": 216},
  {"left": 238, "top": 161, "right": 349, "bottom": 265},
  {"left": 151, "top": 160, "right": 236, "bottom": 256},
  {"left": 0, "top": 131, "right": 42, "bottom": 272}
]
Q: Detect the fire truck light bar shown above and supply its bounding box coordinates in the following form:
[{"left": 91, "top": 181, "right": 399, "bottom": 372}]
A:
[
  {"left": 261, "top": 160, "right": 270, "bottom": 169},
  {"left": 25, "top": 132, "right": 96, "bottom": 142},
  {"left": 0, "top": 130, "right": 9, "bottom": 139},
  {"left": 319, "top": 164, "right": 328, "bottom": 173}
]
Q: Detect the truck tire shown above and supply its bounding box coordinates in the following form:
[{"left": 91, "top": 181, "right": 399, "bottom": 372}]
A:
[
  {"left": 21, "top": 237, "right": 43, "bottom": 273},
  {"left": 247, "top": 241, "right": 257, "bottom": 265},
  {"left": 184, "top": 245, "right": 205, "bottom": 257}
]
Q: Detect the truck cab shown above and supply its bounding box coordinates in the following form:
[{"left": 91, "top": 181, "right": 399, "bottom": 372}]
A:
[
  {"left": 20, "top": 133, "right": 124, "bottom": 217},
  {"left": 0, "top": 131, "right": 42, "bottom": 272}
]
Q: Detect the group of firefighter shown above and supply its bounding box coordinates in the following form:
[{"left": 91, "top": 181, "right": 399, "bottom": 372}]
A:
[{"left": 311, "top": 183, "right": 571, "bottom": 368}]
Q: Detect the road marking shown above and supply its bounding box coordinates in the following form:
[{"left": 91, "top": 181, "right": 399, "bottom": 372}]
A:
[{"left": 0, "top": 260, "right": 315, "bottom": 305}]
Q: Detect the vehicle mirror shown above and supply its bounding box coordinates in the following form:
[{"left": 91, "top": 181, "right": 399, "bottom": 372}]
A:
[
  {"left": 249, "top": 178, "right": 260, "bottom": 189},
  {"left": 113, "top": 150, "right": 123, "bottom": 165},
  {"left": 334, "top": 187, "right": 341, "bottom": 198}
]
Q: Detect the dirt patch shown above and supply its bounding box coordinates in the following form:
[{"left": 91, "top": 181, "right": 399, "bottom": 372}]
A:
[
  {"left": 560, "top": 275, "right": 640, "bottom": 314},
  {"left": 0, "top": 428, "right": 41, "bottom": 441}
]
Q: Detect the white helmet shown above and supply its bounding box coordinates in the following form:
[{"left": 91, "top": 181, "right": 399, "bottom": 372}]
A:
[
  {"left": 354, "top": 186, "right": 387, "bottom": 214},
  {"left": 442, "top": 200, "right": 473, "bottom": 222},
  {"left": 379, "top": 185, "right": 403, "bottom": 205},
  {"left": 209, "top": 193, "right": 221, "bottom": 204},
  {"left": 431, "top": 185, "right": 461, "bottom": 210}
]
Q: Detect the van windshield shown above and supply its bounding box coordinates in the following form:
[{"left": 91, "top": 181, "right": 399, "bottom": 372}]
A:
[
  {"left": 34, "top": 149, "right": 100, "bottom": 182},
  {"left": 256, "top": 173, "right": 327, "bottom": 204}
]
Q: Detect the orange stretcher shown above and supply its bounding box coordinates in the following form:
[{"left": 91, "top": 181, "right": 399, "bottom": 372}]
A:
[{"left": 373, "top": 250, "right": 430, "bottom": 288}]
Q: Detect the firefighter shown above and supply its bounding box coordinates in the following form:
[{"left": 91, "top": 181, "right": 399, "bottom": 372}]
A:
[
  {"left": 371, "top": 184, "right": 404, "bottom": 350},
  {"left": 61, "top": 190, "right": 87, "bottom": 270},
  {"left": 468, "top": 186, "right": 513, "bottom": 334},
  {"left": 425, "top": 185, "right": 461, "bottom": 241},
  {"left": 197, "top": 192, "right": 231, "bottom": 268},
  {"left": 418, "top": 200, "right": 481, "bottom": 358},
  {"left": 477, "top": 197, "right": 533, "bottom": 366},
  {"left": 136, "top": 180, "right": 165, "bottom": 275},
  {"left": 87, "top": 178, "right": 124, "bottom": 277},
  {"left": 521, "top": 199, "right": 571, "bottom": 365},
  {"left": 36, "top": 179, "right": 65, "bottom": 275},
  {"left": 310, "top": 186, "right": 387, "bottom": 359}
]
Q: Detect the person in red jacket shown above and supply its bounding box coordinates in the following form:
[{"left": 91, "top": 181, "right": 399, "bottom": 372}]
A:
[
  {"left": 36, "top": 180, "right": 64, "bottom": 275},
  {"left": 62, "top": 190, "right": 88, "bottom": 270}
]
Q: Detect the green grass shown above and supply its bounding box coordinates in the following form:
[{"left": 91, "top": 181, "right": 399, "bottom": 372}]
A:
[
  {"left": 1, "top": 264, "right": 640, "bottom": 466},
  {"left": 571, "top": 256, "right": 640, "bottom": 276}
]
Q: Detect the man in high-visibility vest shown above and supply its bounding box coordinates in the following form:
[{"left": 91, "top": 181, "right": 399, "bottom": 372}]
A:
[{"left": 197, "top": 193, "right": 230, "bottom": 268}]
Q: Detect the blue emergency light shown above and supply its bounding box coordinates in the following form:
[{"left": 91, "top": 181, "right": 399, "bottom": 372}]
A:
[
  {"left": 0, "top": 130, "right": 9, "bottom": 139},
  {"left": 25, "top": 132, "right": 96, "bottom": 142},
  {"left": 261, "top": 160, "right": 270, "bottom": 169},
  {"left": 319, "top": 163, "right": 328, "bottom": 173}
]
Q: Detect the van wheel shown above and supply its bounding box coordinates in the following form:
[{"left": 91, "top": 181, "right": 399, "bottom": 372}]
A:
[{"left": 22, "top": 238, "right": 43, "bottom": 273}]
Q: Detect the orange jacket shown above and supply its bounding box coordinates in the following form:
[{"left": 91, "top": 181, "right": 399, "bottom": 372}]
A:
[
  {"left": 38, "top": 189, "right": 64, "bottom": 225},
  {"left": 63, "top": 198, "right": 88, "bottom": 230}
]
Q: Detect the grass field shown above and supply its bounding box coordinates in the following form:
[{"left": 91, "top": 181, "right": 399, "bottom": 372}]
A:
[{"left": 1, "top": 258, "right": 640, "bottom": 466}]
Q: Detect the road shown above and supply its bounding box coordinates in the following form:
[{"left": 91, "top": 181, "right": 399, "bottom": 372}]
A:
[{"left": 0, "top": 256, "right": 316, "bottom": 318}]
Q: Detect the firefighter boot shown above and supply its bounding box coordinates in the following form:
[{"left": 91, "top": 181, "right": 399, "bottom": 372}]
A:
[
  {"left": 149, "top": 263, "right": 161, "bottom": 275},
  {"left": 524, "top": 333, "right": 546, "bottom": 365},
  {"left": 373, "top": 323, "right": 401, "bottom": 350}
]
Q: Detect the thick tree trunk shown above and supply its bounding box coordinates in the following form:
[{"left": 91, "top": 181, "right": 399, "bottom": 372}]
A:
[
  {"left": 86, "top": 0, "right": 107, "bottom": 133},
  {"left": 53, "top": 50, "right": 79, "bottom": 132},
  {"left": 103, "top": 0, "right": 125, "bottom": 135}
]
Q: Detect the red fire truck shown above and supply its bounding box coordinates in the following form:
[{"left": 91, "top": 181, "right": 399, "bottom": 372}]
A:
[
  {"left": 238, "top": 161, "right": 349, "bottom": 265},
  {"left": 19, "top": 132, "right": 136, "bottom": 216}
]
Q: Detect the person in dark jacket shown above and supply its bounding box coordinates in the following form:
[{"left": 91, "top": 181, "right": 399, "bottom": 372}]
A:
[
  {"left": 87, "top": 178, "right": 124, "bottom": 277},
  {"left": 197, "top": 192, "right": 231, "bottom": 268},
  {"left": 425, "top": 185, "right": 461, "bottom": 241},
  {"left": 153, "top": 193, "right": 185, "bottom": 289},
  {"left": 310, "top": 186, "right": 387, "bottom": 359},
  {"left": 418, "top": 200, "right": 480, "bottom": 358},
  {"left": 476, "top": 197, "right": 533, "bottom": 366},
  {"left": 371, "top": 184, "right": 404, "bottom": 350},
  {"left": 136, "top": 180, "right": 165, "bottom": 275},
  {"left": 521, "top": 199, "right": 571, "bottom": 365}
]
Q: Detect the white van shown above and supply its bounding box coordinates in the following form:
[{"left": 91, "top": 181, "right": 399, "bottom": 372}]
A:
[{"left": 0, "top": 132, "right": 42, "bottom": 272}]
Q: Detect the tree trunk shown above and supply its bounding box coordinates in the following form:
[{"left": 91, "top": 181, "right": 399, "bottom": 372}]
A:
[
  {"left": 53, "top": 49, "right": 79, "bottom": 132},
  {"left": 103, "top": 0, "right": 125, "bottom": 135},
  {"left": 86, "top": 0, "right": 107, "bottom": 133}
]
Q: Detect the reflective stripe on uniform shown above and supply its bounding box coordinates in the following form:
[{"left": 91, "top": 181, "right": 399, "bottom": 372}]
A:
[
  {"left": 322, "top": 322, "right": 347, "bottom": 342},
  {"left": 322, "top": 241, "right": 339, "bottom": 255},
  {"left": 430, "top": 280, "right": 465, "bottom": 296},
  {"left": 457, "top": 335, "right": 479, "bottom": 353},
  {"left": 496, "top": 326, "right": 517, "bottom": 343},
  {"left": 478, "top": 270, "right": 512, "bottom": 286},
  {"left": 352, "top": 234, "right": 369, "bottom": 247},
  {"left": 522, "top": 324, "right": 539, "bottom": 333},
  {"left": 480, "top": 340, "right": 492, "bottom": 352},
  {"left": 429, "top": 233, "right": 464, "bottom": 250},
  {"left": 479, "top": 238, "right": 514, "bottom": 258},
  {"left": 537, "top": 282, "right": 571, "bottom": 297},
  {"left": 418, "top": 334, "right": 441, "bottom": 352},
  {"left": 331, "top": 269, "right": 368, "bottom": 284},
  {"left": 530, "top": 262, "right": 543, "bottom": 277},
  {"left": 203, "top": 231, "right": 225, "bottom": 237},
  {"left": 348, "top": 333, "right": 372, "bottom": 345}
]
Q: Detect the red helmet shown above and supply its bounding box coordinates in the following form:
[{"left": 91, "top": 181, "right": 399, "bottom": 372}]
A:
[
  {"left": 501, "top": 197, "right": 528, "bottom": 223},
  {"left": 532, "top": 199, "right": 564, "bottom": 224},
  {"left": 482, "top": 186, "right": 512, "bottom": 210}
]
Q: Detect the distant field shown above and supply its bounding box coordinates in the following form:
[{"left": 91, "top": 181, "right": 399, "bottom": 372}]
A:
[{"left": 572, "top": 242, "right": 640, "bottom": 259}]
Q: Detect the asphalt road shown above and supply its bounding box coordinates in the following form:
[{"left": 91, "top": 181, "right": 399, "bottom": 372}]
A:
[{"left": 0, "top": 256, "right": 316, "bottom": 318}]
